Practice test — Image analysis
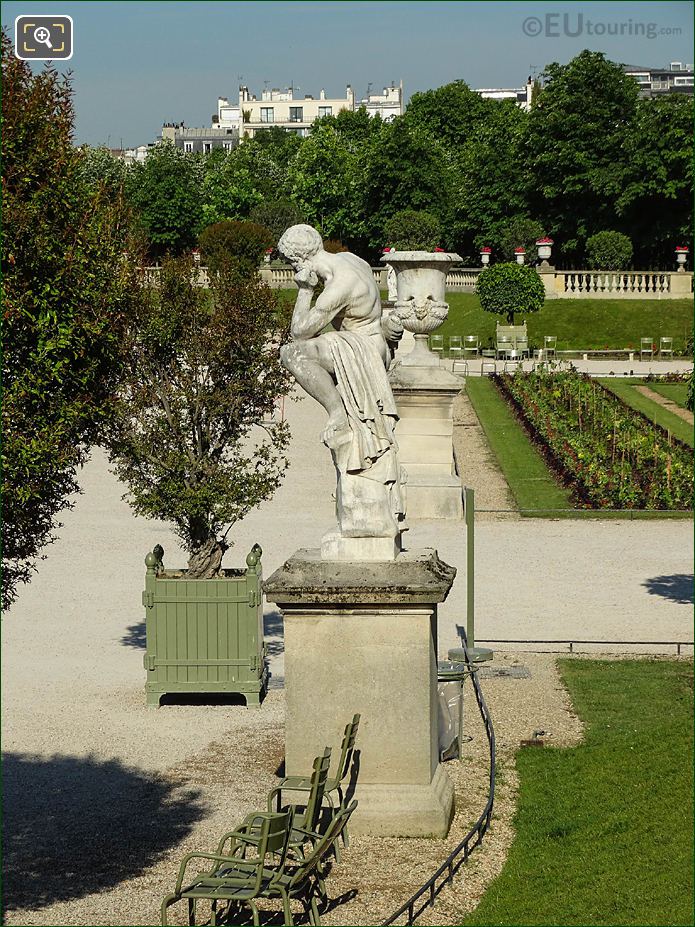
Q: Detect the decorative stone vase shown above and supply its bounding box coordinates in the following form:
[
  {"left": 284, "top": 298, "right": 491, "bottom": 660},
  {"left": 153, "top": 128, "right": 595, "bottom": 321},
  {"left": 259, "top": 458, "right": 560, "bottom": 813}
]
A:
[
  {"left": 380, "top": 250, "right": 462, "bottom": 367},
  {"left": 675, "top": 247, "right": 689, "bottom": 272},
  {"left": 142, "top": 543, "right": 267, "bottom": 708},
  {"left": 536, "top": 237, "right": 554, "bottom": 266},
  {"left": 480, "top": 249, "right": 491, "bottom": 266},
  {"left": 514, "top": 249, "right": 526, "bottom": 265}
]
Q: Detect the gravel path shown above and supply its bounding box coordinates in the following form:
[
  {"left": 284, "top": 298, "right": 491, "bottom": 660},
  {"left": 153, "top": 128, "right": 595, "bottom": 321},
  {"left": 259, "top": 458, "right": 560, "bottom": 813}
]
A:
[
  {"left": 635, "top": 384, "right": 694, "bottom": 425},
  {"left": 3, "top": 390, "right": 693, "bottom": 925}
]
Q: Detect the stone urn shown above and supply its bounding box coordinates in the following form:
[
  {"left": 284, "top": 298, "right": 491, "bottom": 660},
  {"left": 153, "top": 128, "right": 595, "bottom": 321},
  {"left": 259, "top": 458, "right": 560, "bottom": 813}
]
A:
[
  {"left": 380, "top": 250, "right": 462, "bottom": 367},
  {"left": 675, "top": 246, "right": 689, "bottom": 272}
]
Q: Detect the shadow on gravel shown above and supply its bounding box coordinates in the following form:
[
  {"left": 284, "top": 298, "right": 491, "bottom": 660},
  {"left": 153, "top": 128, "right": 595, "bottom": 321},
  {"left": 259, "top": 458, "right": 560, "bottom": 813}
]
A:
[
  {"left": 120, "top": 621, "right": 146, "bottom": 648},
  {"left": 643, "top": 573, "right": 694, "bottom": 605},
  {"left": 2, "top": 752, "right": 204, "bottom": 912},
  {"left": 263, "top": 609, "right": 284, "bottom": 657}
]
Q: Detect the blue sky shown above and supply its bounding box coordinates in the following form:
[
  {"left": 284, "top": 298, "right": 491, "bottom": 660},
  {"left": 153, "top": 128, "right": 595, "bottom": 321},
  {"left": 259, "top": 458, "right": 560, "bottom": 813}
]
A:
[{"left": 2, "top": 1, "right": 693, "bottom": 146}]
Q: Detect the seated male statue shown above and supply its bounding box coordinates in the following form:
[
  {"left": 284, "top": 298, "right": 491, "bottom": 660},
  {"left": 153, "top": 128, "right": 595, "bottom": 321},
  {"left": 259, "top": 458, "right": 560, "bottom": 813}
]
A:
[{"left": 277, "top": 224, "right": 405, "bottom": 544}]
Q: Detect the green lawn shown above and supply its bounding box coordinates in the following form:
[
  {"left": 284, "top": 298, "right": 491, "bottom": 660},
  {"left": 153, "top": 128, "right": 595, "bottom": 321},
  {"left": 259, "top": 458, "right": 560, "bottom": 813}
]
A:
[
  {"left": 435, "top": 293, "right": 693, "bottom": 355},
  {"left": 465, "top": 377, "right": 571, "bottom": 514},
  {"left": 463, "top": 659, "right": 694, "bottom": 927},
  {"left": 599, "top": 379, "right": 694, "bottom": 448},
  {"left": 648, "top": 382, "right": 690, "bottom": 410}
]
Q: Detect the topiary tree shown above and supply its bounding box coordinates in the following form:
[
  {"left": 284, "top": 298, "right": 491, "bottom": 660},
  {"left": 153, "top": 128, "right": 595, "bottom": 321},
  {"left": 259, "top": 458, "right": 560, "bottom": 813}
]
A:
[
  {"left": 198, "top": 219, "right": 274, "bottom": 276},
  {"left": 2, "top": 32, "right": 141, "bottom": 610},
  {"left": 382, "top": 209, "right": 442, "bottom": 251},
  {"left": 476, "top": 262, "right": 545, "bottom": 324},
  {"left": 104, "top": 259, "right": 292, "bottom": 578},
  {"left": 585, "top": 231, "right": 633, "bottom": 270}
]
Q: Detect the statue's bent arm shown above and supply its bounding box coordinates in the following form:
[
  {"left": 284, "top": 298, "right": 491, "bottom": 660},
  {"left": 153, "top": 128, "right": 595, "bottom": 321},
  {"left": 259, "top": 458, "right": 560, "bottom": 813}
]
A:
[{"left": 290, "top": 282, "right": 351, "bottom": 342}]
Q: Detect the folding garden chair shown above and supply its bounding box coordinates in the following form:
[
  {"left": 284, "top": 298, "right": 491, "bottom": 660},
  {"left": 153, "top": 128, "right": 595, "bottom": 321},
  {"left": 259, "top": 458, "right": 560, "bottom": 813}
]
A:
[
  {"left": 448, "top": 335, "right": 463, "bottom": 360},
  {"left": 659, "top": 337, "right": 674, "bottom": 359},
  {"left": 544, "top": 335, "right": 557, "bottom": 360},
  {"left": 429, "top": 334, "right": 444, "bottom": 355},
  {"left": 640, "top": 337, "right": 654, "bottom": 360},
  {"left": 463, "top": 335, "right": 480, "bottom": 357}
]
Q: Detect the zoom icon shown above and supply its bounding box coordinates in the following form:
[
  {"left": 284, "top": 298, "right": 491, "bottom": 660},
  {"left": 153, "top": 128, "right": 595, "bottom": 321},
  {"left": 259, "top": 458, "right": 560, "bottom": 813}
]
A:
[{"left": 15, "top": 15, "right": 73, "bottom": 60}]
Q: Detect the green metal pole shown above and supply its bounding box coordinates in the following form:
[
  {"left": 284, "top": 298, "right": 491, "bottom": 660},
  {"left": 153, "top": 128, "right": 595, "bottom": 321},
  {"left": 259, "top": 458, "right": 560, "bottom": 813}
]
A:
[{"left": 465, "top": 486, "right": 475, "bottom": 650}]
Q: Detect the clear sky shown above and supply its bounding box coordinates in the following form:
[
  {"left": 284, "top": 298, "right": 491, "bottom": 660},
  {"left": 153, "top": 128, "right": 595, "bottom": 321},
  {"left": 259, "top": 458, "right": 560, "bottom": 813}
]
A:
[{"left": 2, "top": 0, "right": 693, "bottom": 147}]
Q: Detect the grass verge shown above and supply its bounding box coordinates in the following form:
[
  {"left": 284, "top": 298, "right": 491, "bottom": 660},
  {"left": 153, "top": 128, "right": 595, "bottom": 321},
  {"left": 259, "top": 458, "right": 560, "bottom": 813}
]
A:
[
  {"left": 647, "top": 382, "right": 691, "bottom": 410},
  {"left": 465, "top": 377, "right": 570, "bottom": 514},
  {"left": 599, "top": 379, "right": 694, "bottom": 448},
  {"left": 436, "top": 293, "right": 693, "bottom": 355},
  {"left": 463, "top": 659, "right": 694, "bottom": 926}
]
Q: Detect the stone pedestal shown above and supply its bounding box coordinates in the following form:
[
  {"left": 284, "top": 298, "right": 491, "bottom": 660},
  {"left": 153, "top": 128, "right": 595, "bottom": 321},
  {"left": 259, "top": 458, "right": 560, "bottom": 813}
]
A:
[
  {"left": 263, "top": 548, "right": 456, "bottom": 837},
  {"left": 389, "top": 364, "right": 464, "bottom": 519}
]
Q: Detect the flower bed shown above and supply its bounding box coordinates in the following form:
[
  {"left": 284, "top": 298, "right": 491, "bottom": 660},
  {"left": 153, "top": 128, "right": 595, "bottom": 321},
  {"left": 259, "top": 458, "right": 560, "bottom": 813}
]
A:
[{"left": 495, "top": 369, "right": 693, "bottom": 510}]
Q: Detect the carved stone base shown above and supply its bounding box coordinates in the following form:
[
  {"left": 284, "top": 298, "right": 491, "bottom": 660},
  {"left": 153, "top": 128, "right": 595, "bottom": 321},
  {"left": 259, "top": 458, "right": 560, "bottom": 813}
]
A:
[{"left": 348, "top": 764, "right": 454, "bottom": 837}]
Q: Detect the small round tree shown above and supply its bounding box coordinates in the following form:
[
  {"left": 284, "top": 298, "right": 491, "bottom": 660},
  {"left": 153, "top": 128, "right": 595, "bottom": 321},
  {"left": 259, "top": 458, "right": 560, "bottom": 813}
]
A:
[
  {"left": 476, "top": 262, "right": 545, "bottom": 324},
  {"left": 585, "top": 231, "right": 633, "bottom": 270},
  {"left": 105, "top": 258, "right": 292, "bottom": 577},
  {"left": 198, "top": 219, "right": 273, "bottom": 276},
  {"left": 383, "top": 209, "right": 442, "bottom": 251}
]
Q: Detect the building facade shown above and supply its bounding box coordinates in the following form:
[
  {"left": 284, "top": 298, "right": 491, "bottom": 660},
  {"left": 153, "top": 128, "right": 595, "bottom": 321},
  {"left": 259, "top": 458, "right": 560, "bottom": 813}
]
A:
[
  {"left": 160, "top": 123, "right": 239, "bottom": 153},
  {"left": 622, "top": 62, "right": 694, "bottom": 96},
  {"left": 214, "top": 82, "right": 403, "bottom": 139},
  {"left": 474, "top": 78, "right": 534, "bottom": 110}
]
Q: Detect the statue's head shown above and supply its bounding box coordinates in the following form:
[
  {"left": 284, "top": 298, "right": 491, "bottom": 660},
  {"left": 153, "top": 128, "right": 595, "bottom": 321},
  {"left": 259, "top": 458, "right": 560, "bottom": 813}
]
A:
[{"left": 277, "top": 224, "right": 323, "bottom": 265}]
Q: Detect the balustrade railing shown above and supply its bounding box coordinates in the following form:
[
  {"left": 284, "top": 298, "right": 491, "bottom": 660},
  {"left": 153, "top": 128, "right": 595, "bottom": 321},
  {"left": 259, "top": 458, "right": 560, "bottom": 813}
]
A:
[{"left": 141, "top": 265, "right": 692, "bottom": 299}]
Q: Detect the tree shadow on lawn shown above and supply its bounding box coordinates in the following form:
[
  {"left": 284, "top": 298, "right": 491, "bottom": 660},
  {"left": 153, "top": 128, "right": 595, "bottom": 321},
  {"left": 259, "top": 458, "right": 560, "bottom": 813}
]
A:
[
  {"left": 2, "top": 752, "right": 204, "bottom": 912},
  {"left": 642, "top": 573, "right": 694, "bottom": 605}
]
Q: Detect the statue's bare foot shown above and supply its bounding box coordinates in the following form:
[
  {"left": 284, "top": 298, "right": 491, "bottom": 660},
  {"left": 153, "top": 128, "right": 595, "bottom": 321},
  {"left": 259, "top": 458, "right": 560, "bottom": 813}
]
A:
[{"left": 322, "top": 416, "right": 352, "bottom": 450}]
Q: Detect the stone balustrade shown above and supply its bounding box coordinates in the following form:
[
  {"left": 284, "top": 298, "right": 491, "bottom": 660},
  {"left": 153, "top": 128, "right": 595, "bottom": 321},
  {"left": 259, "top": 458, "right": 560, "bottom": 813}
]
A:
[{"left": 141, "top": 265, "right": 693, "bottom": 299}]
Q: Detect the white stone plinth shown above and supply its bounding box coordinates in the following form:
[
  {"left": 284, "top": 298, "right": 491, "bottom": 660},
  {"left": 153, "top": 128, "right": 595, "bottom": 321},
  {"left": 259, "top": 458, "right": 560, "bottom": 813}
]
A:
[
  {"left": 263, "top": 548, "right": 457, "bottom": 837},
  {"left": 321, "top": 530, "right": 401, "bottom": 562},
  {"left": 389, "top": 365, "right": 464, "bottom": 519}
]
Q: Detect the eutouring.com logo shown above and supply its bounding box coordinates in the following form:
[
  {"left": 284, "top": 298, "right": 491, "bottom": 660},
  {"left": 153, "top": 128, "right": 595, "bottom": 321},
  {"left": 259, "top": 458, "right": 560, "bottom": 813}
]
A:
[{"left": 522, "top": 13, "right": 682, "bottom": 40}]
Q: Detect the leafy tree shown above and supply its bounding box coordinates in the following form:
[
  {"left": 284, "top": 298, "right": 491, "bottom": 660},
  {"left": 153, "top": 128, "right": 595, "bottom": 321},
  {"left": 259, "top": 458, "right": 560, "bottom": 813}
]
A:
[
  {"left": 450, "top": 100, "right": 529, "bottom": 257},
  {"left": 249, "top": 198, "right": 305, "bottom": 244},
  {"left": 477, "top": 262, "right": 545, "bottom": 324},
  {"left": 288, "top": 123, "right": 365, "bottom": 246},
  {"left": 494, "top": 217, "right": 546, "bottom": 261},
  {"left": 524, "top": 50, "right": 640, "bottom": 262},
  {"left": 79, "top": 144, "right": 131, "bottom": 197},
  {"left": 585, "top": 231, "right": 633, "bottom": 270},
  {"left": 383, "top": 209, "right": 442, "bottom": 250},
  {"left": 404, "top": 80, "right": 490, "bottom": 148},
  {"left": 312, "top": 106, "right": 384, "bottom": 147},
  {"left": 361, "top": 119, "right": 452, "bottom": 253},
  {"left": 198, "top": 220, "right": 274, "bottom": 275},
  {"left": 126, "top": 142, "right": 203, "bottom": 257},
  {"left": 2, "top": 34, "right": 140, "bottom": 609},
  {"left": 200, "top": 151, "right": 263, "bottom": 226},
  {"left": 616, "top": 94, "right": 693, "bottom": 267},
  {"left": 105, "top": 259, "right": 292, "bottom": 578}
]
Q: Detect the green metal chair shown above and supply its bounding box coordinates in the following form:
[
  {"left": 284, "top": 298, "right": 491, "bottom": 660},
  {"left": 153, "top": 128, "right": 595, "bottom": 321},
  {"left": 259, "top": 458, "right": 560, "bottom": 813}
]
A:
[
  {"left": 258, "top": 799, "right": 359, "bottom": 926},
  {"left": 160, "top": 809, "right": 294, "bottom": 926},
  {"left": 225, "top": 748, "right": 333, "bottom": 861},
  {"left": 274, "top": 715, "right": 360, "bottom": 857}
]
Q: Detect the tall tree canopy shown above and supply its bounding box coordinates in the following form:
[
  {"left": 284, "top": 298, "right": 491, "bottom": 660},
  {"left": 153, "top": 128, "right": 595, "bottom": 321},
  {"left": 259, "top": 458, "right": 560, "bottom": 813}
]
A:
[{"left": 2, "top": 32, "right": 140, "bottom": 609}]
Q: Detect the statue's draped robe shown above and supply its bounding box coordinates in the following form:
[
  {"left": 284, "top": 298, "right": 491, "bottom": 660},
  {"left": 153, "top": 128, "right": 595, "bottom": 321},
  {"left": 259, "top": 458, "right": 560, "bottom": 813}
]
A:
[{"left": 323, "top": 330, "right": 405, "bottom": 519}]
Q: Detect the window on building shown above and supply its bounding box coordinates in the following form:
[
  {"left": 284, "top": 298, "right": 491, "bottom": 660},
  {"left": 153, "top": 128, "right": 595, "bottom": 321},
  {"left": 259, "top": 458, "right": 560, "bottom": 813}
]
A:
[
  {"left": 318, "top": 106, "right": 333, "bottom": 117},
  {"left": 223, "top": 141, "right": 234, "bottom": 150},
  {"left": 203, "top": 142, "right": 212, "bottom": 153},
  {"left": 184, "top": 141, "right": 193, "bottom": 152},
  {"left": 289, "top": 106, "right": 303, "bottom": 122},
  {"left": 260, "top": 107, "right": 274, "bottom": 123},
  {"left": 674, "top": 76, "right": 694, "bottom": 85}
]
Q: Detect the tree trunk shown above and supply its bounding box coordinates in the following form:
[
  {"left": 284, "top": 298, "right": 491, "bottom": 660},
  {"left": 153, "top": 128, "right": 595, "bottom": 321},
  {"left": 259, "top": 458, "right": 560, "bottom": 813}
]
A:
[{"left": 187, "top": 533, "right": 228, "bottom": 578}]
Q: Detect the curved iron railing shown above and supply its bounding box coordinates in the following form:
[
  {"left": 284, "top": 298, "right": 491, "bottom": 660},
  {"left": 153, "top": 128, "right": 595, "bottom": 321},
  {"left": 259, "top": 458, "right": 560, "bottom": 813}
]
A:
[{"left": 382, "top": 635, "right": 496, "bottom": 926}]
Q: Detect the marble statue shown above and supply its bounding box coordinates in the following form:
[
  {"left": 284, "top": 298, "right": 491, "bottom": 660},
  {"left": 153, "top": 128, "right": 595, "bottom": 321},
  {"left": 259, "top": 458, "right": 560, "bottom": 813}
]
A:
[
  {"left": 278, "top": 225, "right": 405, "bottom": 558},
  {"left": 387, "top": 263, "right": 398, "bottom": 302}
]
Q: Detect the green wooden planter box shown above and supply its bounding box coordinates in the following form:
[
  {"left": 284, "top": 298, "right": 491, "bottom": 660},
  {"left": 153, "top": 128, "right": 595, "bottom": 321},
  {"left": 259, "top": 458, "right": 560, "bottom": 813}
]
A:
[{"left": 142, "top": 543, "right": 267, "bottom": 708}]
